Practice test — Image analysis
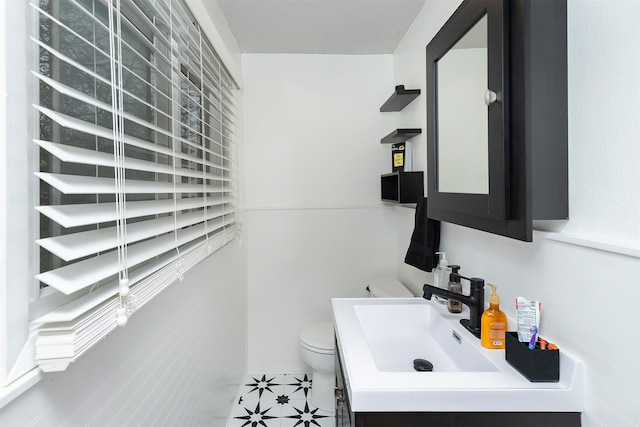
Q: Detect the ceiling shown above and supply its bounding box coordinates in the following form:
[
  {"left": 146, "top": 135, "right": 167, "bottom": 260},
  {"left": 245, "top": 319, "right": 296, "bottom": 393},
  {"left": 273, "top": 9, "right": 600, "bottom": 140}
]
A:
[{"left": 215, "top": 0, "right": 428, "bottom": 54}]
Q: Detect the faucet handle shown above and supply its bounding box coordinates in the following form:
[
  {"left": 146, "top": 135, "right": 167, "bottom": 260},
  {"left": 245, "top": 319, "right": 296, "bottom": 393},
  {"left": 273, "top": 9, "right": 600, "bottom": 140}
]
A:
[{"left": 469, "top": 278, "right": 484, "bottom": 290}]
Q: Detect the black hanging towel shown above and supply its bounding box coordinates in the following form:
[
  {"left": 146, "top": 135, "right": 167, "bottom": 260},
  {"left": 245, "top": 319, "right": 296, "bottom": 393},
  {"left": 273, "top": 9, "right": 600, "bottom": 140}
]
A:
[{"left": 404, "top": 197, "right": 440, "bottom": 272}]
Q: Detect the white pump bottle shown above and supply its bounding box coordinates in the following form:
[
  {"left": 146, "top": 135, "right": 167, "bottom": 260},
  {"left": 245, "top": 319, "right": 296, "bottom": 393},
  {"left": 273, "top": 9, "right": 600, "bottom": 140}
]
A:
[{"left": 433, "top": 252, "right": 451, "bottom": 304}]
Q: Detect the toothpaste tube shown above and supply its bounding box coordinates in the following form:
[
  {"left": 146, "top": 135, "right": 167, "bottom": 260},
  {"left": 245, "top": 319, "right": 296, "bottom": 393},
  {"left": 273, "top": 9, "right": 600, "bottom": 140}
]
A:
[{"left": 516, "top": 297, "right": 541, "bottom": 343}]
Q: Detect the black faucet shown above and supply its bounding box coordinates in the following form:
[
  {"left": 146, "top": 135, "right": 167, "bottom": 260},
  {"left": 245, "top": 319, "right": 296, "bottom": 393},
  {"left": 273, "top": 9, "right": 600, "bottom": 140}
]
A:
[{"left": 423, "top": 275, "right": 485, "bottom": 338}]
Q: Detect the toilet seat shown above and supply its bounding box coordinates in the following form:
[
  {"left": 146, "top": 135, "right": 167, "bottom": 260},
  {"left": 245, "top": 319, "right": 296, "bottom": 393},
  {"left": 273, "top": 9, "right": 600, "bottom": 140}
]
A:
[{"left": 299, "top": 322, "right": 335, "bottom": 354}]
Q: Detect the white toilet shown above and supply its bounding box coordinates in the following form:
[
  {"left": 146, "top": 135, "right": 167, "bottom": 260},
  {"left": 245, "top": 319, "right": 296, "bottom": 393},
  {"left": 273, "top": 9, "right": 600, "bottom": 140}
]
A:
[{"left": 298, "top": 277, "right": 413, "bottom": 412}]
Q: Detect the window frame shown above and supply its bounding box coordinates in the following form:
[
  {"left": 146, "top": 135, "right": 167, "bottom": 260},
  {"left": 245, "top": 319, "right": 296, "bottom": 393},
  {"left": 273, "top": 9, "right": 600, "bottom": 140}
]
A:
[{"left": 1, "top": 0, "right": 41, "bottom": 401}]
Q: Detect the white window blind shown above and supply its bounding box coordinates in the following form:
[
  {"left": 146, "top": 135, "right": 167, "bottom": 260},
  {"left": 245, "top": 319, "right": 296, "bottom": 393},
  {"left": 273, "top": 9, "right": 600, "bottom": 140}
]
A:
[{"left": 31, "top": 0, "right": 239, "bottom": 372}]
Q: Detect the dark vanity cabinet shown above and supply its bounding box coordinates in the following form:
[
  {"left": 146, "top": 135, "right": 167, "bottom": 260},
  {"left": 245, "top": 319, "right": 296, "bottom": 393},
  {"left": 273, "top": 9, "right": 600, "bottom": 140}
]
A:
[
  {"left": 425, "top": 0, "right": 568, "bottom": 241},
  {"left": 334, "top": 345, "right": 351, "bottom": 427}
]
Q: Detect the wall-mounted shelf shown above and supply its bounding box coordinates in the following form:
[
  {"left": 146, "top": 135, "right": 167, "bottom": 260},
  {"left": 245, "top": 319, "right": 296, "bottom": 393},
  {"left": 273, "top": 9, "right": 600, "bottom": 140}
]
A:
[
  {"left": 379, "top": 85, "right": 423, "bottom": 205},
  {"left": 380, "top": 128, "right": 422, "bottom": 144},
  {"left": 381, "top": 171, "right": 424, "bottom": 204},
  {"left": 380, "top": 85, "right": 421, "bottom": 112}
]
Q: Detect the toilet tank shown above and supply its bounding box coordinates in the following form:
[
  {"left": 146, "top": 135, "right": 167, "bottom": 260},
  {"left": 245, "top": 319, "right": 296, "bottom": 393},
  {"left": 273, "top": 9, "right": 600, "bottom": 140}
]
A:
[{"left": 365, "top": 277, "right": 414, "bottom": 298}]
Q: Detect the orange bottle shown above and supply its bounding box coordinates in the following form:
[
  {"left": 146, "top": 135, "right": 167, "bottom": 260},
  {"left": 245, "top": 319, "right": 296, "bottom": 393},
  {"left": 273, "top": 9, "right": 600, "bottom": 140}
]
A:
[{"left": 481, "top": 284, "right": 507, "bottom": 349}]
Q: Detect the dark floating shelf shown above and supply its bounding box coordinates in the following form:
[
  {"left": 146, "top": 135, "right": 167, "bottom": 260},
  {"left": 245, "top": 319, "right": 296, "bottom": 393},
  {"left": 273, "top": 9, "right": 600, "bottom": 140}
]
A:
[
  {"left": 380, "top": 128, "right": 422, "bottom": 144},
  {"left": 381, "top": 171, "right": 424, "bottom": 204},
  {"left": 380, "top": 85, "right": 421, "bottom": 112}
]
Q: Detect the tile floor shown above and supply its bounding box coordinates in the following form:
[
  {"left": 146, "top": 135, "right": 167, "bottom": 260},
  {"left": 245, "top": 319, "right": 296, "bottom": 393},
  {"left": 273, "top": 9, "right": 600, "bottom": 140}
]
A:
[{"left": 229, "top": 373, "right": 335, "bottom": 427}]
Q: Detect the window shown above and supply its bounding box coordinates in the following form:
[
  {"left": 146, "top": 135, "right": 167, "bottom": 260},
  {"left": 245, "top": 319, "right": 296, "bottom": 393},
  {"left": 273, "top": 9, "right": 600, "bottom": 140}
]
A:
[{"left": 4, "top": 0, "right": 238, "bottom": 378}]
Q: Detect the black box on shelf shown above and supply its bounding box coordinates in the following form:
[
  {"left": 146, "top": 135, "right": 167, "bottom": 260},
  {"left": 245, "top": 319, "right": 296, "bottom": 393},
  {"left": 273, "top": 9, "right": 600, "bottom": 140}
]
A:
[
  {"left": 380, "top": 171, "right": 423, "bottom": 204},
  {"left": 391, "top": 143, "right": 405, "bottom": 171},
  {"left": 505, "top": 332, "right": 559, "bottom": 382}
]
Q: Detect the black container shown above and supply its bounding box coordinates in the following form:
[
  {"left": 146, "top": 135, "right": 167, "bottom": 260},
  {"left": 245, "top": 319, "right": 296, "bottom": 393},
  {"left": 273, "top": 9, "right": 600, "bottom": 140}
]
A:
[
  {"left": 505, "top": 332, "right": 559, "bottom": 382},
  {"left": 391, "top": 143, "right": 405, "bottom": 171}
]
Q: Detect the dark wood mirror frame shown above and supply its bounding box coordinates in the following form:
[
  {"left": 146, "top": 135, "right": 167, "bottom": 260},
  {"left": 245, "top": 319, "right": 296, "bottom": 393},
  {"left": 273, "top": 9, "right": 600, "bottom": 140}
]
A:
[{"left": 426, "top": 0, "right": 568, "bottom": 242}]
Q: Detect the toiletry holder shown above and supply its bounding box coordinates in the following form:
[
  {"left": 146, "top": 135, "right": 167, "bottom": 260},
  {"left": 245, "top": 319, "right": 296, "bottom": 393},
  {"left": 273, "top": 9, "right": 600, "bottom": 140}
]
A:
[{"left": 505, "top": 332, "right": 559, "bottom": 382}]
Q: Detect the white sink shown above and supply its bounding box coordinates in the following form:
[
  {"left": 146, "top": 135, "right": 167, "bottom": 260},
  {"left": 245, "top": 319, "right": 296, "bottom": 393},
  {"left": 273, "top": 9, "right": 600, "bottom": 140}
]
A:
[
  {"left": 332, "top": 297, "right": 584, "bottom": 413},
  {"left": 354, "top": 304, "right": 498, "bottom": 372}
]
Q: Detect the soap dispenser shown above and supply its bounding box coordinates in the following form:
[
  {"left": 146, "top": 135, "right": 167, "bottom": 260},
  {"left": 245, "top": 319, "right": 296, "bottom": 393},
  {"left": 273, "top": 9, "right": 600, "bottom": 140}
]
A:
[
  {"left": 433, "top": 252, "right": 451, "bottom": 304},
  {"left": 447, "top": 265, "right": 462, "bottom": 313},
  {"left": 481, "top": 284, "right": 508, "bottom": 349}
]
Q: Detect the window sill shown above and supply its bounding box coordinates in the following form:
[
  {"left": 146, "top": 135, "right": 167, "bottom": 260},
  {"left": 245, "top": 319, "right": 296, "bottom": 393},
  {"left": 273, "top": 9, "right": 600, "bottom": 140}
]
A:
[{"left": 0, "top": 368, "right": 41, "bottom": 410}]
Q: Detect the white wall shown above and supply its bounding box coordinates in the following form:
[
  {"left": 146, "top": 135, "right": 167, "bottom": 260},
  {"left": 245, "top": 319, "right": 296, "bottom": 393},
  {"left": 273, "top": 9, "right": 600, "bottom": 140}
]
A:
[
  {"left": 242, "top": 54, "right": 400, "bottom": 373},
  {"left": 0, "top": 243, "right": 247, "bottom": 426},
  {"left": 393, "top": 0, "right": 640, "bottom": 426}
]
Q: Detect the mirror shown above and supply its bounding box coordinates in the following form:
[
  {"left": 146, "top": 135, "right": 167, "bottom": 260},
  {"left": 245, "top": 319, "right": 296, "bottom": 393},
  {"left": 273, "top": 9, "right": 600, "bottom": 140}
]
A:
[
  {"left": 425, "top": 0, "right": 568, "bottom": 242},
  {"left": 426, "top": 0, "right": 508, "bottom": 223},
  {"left": 436, "top": 15, "right": 488, "bottom": 194}
]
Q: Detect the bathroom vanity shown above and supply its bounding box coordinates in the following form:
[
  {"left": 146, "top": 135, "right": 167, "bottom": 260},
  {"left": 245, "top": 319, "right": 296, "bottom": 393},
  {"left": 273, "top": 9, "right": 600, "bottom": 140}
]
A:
[{"left": 332, "top": 298, "right": 583, "bottom": 426}]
